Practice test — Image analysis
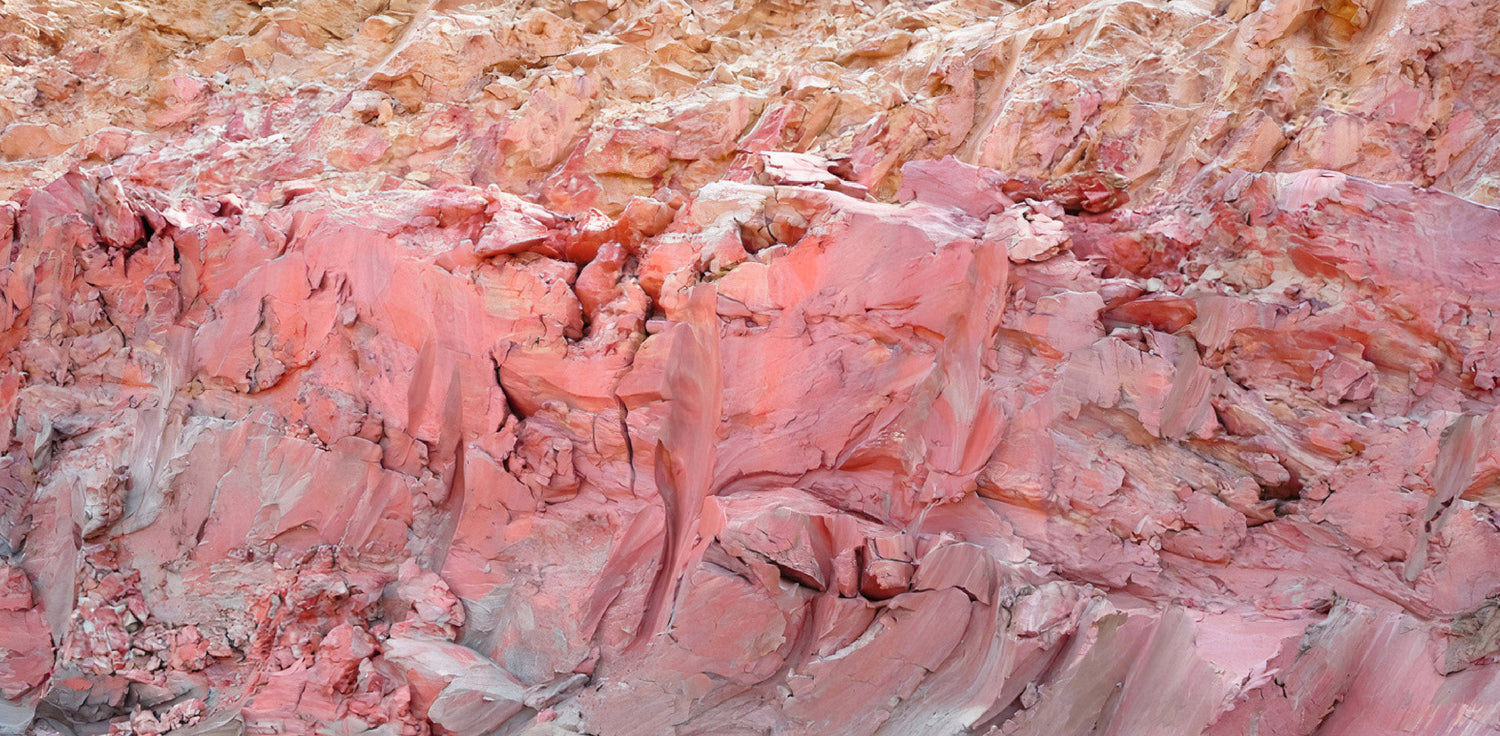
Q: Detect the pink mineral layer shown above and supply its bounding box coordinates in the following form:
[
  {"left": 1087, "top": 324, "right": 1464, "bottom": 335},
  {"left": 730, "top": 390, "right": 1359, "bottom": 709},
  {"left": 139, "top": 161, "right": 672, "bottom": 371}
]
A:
[{"left": 2, "top": 0, "right": 1500, "bottom": 733}]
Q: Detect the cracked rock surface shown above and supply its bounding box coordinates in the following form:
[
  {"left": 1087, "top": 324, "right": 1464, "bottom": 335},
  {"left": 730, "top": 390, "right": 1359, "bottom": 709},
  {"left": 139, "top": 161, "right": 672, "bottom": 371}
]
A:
[{"left": 3, "top": 0, "right": 1500, "bottom": 733}]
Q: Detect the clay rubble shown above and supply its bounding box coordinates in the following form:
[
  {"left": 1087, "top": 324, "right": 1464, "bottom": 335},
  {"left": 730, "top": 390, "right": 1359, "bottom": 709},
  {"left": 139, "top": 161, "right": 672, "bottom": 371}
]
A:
[{"left": 3, "top": 0, "right": 1500, "bottom": 733}]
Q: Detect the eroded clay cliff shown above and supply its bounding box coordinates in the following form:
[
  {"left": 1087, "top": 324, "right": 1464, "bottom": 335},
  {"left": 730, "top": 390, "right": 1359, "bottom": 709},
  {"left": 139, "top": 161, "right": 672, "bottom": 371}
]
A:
[{"left": 3, "top": 0, "right": 1500, "bottom": 733}]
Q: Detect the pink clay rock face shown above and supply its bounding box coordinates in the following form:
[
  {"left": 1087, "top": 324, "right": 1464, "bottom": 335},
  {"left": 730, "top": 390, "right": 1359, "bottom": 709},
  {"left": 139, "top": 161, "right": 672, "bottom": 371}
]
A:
[{"left": 3, "top": 0, "right": 1500, "bottom": 732}]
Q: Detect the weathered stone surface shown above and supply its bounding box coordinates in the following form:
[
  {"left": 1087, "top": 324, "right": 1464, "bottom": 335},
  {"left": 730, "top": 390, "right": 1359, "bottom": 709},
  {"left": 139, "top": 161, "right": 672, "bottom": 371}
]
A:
[{"left": 3, "top": 0, "right": 1500, "bottom": 733}]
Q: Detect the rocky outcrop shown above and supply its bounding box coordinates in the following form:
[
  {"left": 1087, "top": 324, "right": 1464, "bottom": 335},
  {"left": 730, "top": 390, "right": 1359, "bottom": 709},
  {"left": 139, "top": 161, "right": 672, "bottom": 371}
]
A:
[{"left": 3, "top": 0, "right": 1500, "bottom": 734}]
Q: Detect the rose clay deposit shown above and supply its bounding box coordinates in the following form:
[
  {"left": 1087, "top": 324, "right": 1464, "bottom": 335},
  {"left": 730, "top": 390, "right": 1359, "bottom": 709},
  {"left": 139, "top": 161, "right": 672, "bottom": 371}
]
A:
[{"left": 2, "top": 0, "right": 1500, "bottom": 732}]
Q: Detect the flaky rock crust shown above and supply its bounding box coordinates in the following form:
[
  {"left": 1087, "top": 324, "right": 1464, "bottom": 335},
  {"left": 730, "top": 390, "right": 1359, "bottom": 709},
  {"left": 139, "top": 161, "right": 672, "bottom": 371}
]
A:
[{"left": 3, "top": 0, "right": 1500, "bottom": 733}]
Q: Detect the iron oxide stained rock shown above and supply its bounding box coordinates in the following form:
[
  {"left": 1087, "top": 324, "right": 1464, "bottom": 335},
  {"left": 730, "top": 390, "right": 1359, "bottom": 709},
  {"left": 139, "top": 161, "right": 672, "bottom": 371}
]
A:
[{"left": 3, "top": 0, "right": 1500, "bottom": 733}]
